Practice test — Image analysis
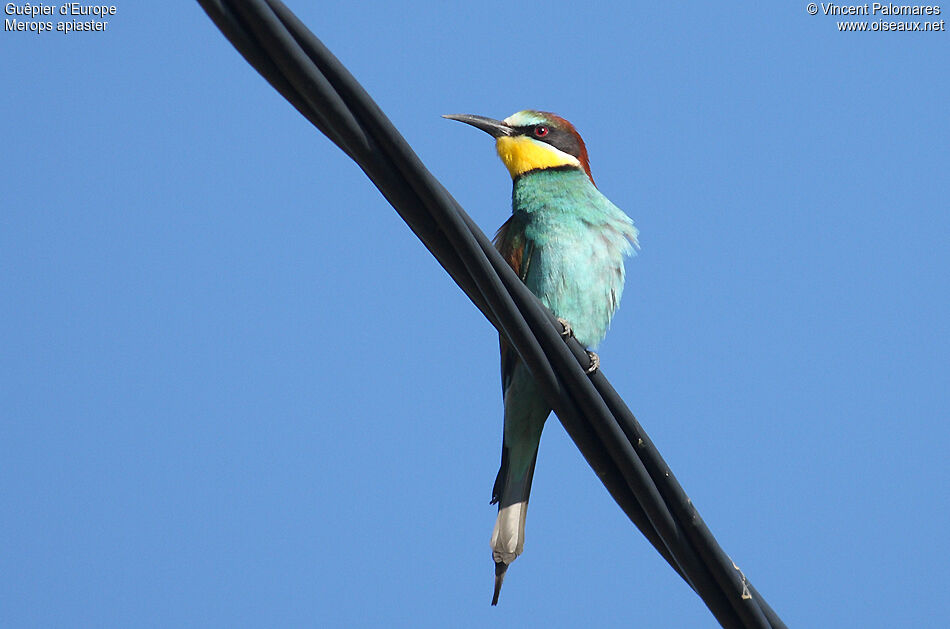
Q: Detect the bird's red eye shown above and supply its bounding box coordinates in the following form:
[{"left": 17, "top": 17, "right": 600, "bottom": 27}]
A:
[{"left": 534, "top": 125, "right": 549, "bottom": 138}]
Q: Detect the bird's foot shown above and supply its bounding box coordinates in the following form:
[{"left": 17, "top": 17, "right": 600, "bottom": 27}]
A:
[
  {"left": 585, "top": 350, "right": 600, "bottom": 375},
  {"left": 556, "top": 317, "right": 597, "bottom": 374},
  {"left": 556, "top": 317, "right": 574, "bottom": 339}
]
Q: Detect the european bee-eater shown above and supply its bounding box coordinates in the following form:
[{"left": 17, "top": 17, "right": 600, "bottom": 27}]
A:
[{"left": 444, "top": 111, "right": 639, "bottom": 605}]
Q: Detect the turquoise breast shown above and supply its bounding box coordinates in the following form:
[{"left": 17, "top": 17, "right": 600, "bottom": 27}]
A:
[{"left": 513, "top": 168, "right": 639, "bottom": 348}]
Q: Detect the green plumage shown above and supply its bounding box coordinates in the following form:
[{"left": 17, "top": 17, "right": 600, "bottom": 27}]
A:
[{"left": 511, "top": 167, "right": 638, "bottom": 348}]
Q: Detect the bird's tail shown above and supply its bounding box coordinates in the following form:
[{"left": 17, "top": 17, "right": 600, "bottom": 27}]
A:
[{"left": 489, "top": 444, "right": 540, "bottom": 605}]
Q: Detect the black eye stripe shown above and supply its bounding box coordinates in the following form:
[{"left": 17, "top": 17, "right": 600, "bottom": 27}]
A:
[{"left": 514, "top": 125, "right": 581, "bottom": 160}]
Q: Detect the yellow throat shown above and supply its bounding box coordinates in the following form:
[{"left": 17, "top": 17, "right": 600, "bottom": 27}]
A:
[{"left": 495, "top": 135, "right": 581, "bottom": 179}]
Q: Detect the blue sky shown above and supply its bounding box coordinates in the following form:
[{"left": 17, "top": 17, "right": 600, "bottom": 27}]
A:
[{"left": 2, "top": 2, "right": 948, "bottom": 627}]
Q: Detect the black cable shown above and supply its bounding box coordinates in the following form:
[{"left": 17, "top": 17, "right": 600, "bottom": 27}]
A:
[{"left": 195, "top": 2, "right": 787, "bottom": 627}]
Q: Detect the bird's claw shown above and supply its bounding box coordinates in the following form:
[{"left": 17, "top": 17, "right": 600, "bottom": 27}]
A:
[
  {"left": 556, "top": 317, "right": 574, "bottom": 338},
  {"left": 585, "top": 350, "right": 600, "bottom": 375},
  {"left": 556, "top": 318, "right": 597, "bottom": 373}
]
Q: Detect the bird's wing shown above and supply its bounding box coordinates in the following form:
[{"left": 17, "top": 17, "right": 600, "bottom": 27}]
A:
[
  {"left": 492, "top": 215, "right": 536, "bottom": 508},
  {"left": 493, "top": 216, "right": 534, "bottom": 396},
  {"left": 494, "top": 215, "right": 530, "bottom": 281}
]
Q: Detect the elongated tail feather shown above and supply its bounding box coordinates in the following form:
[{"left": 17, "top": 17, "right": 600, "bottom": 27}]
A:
[
  {"left": 490, "top": 447, "right": 539, "bottom": 605},
  {"left": 489, "top": 357, "right": 549, "bottom": 604},
  {"left": 490, "top": 448, "right": 539, "bottom": 563}
]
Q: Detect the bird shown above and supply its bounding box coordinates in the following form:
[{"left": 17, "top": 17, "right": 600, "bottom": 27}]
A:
[{"left": 443, "top": 111, "right": 639, "bottom": 605}]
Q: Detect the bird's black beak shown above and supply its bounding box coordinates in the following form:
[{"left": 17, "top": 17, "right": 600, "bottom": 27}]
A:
[{"left": 442, "top": 114, "right": 513, "bottom": 138}]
